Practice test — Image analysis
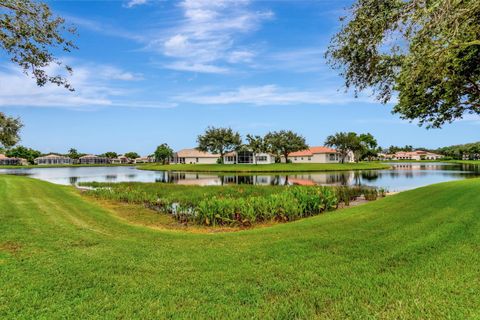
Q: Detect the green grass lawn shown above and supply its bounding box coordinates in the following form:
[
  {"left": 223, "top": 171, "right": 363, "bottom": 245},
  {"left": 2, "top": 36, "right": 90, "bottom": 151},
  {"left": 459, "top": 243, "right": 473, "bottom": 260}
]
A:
[
  {"left": 449, "top": 160, "right": 480, "bottom": 165},
  {"left": 140, "top": 162, "right": 390, "bottom": 172},
  {"left": 1, "top": 175, "right": 479, "bottom": 318}
]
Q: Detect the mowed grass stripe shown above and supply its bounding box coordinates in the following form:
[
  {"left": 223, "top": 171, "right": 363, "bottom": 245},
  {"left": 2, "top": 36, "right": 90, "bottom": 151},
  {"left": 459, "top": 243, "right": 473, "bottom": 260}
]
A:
[{"left": 0, "top": 175, "right": 479, "bottom": 319}]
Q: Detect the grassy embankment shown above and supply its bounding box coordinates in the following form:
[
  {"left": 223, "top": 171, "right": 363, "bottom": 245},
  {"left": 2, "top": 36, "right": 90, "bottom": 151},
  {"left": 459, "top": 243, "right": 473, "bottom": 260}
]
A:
[
  {"left": 449, "top": 160, "right": 480, "bottom": 165},
  {"left": 82, "top": 182, "right": 383, "bottom": 227},
  {"left": 140, "top": 162, "right": 390, "bottom": 172},
  {"left": 1, "top": 175, "right": 479, "bottom": 318}
]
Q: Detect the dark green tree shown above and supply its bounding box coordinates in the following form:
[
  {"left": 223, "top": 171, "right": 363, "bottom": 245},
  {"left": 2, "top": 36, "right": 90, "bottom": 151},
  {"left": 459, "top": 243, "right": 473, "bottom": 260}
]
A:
[
  {"left": 264, "top": 130, "right": 308, "bottom": 163},
  {"left": 246, "top": 134, "right": 266, "bottom": 164},
  {"left": 326, "top": 0, "right": 480, "bottom": 128},
  {"left": 386, "top": 145, "right": 414, "bottom": 154},
  {"left": 358, "top": 133, "right": 379, "bottom": 161},
  {"left": 197, "top": 127, "right": 242, "bottom": 163},
  {"left": 6, "top": 145, "right": 41, "bottom": 164},
  {"left": 124, "top": 152, "right": 140, "bottom": 159},
  {"left": 325, "top": 132, "right": 361, "bottom": 163},
  {"left": 154, "top": 144, "right": 173, "bottom": 164},
  {"left": 102, "top": 152, "right": 118, "bottom": 159},
  {"left": 0, "top": 113, "right": 23, "bottom": 148},
  {"left": 67, "top": 148, "right": 80, "bottom": 160}
]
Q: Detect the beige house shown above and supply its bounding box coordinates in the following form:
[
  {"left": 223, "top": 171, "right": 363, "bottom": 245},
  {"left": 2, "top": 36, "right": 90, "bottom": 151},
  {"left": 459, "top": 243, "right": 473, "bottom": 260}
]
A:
[
  {"left": 134, "top": 156, "right": 155, "bottom": 164},
  {"left": 35, "top": 154, "right": 73, "bottom": 165},
  {"left": 284, "top": 146, "right": 354, "bottom": 163},
  {"left": 79, "top": 155, "right": 110, "bottom": 165},
  {"left": 111, "top": 155, "right": 131, "bottom": 164},
  {"left": 383, "top": 151, "right": 444, "bottom": 160},
  {"left": 0, "top": 154, "right": 28, "bottom": 166},
  {"left": 172, "top": 149, "right": 219, "bottom": 164}
]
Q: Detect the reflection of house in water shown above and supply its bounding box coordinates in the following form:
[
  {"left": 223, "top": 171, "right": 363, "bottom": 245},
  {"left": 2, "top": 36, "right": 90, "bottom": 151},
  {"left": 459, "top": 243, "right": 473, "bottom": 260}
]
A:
[
  {"left": 221, "top": 175, "right": 275, "bottom": 185},
  {"left": 360, "top": 170, "right": 380, "bottom": 181},
  {"left": 166, "top": 172, "right": 221, "bottom": 186},
  {"left": 284, "top": 172, "right": 356, "bottom": 186},
  {"left": 105, "top": 175, "right": 117, "bottom": 181}
]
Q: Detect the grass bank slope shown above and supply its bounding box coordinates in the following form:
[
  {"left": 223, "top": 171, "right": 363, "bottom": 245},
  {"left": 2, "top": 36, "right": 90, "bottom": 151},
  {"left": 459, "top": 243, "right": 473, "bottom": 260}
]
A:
[
  {"left": 1, "top": 175, "right": 479, "bottom": 319},
  {"left": 140, "top": 162, "right": 390, "bottom": 173}
]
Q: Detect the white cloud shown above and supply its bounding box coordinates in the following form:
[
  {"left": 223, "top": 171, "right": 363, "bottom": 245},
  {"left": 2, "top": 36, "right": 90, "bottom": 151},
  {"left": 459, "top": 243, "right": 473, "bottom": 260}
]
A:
[
  {"left": 227, "top": 50, "right": 255, "bottom": 63},
  {"left": 65, "top": 15, "right": 145, "bottom": 42},
  {"left": 260, "top": 48, "right": 328, "bottom": 73},
  {"left": 164, "top": 62, "right": 229, "bottom": 74},
  {"left": 0, "top": 63, "right": 168, "bottom": 109},
  {"left": 124, "top": 0, "right": 148, "bottom": 8},
  {"left": 149, "top": 0, "right": 273, "bottom": 73},
  {"left": 174, "top": 84, "right": 364, "bottom": 106},
  {"left": 96, "top": 65, "right": 144, "bottom": 81}
]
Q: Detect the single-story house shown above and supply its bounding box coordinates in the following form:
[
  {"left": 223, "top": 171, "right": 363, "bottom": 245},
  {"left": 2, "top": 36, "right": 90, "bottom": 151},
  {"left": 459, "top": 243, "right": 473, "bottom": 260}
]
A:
[
  {"left": 35, "top": 154, "right": 73, "bottom": 165},
  {"left": 134, "top": 156, "right": 155, "bottom": 164},
  {"left": 283, "top": 146, "right": 354, "bottom": 163},
  {"left": 79, "top": 155, "right": 111, "bottom": 165},
  {"left": 172, "top": 149, "right": 220, "bottom": 164},
  {"left": 383, "top": 151, "right": 444, "bottom": 160},
  {"left": 223, "top": 151, "right": 276, "bottom": 164},
  {"left": 111, "top": 155, "right": 131, "bottom": 164},
  {"left": 0, "top": 154, "right": 28, "bottom": 166}
]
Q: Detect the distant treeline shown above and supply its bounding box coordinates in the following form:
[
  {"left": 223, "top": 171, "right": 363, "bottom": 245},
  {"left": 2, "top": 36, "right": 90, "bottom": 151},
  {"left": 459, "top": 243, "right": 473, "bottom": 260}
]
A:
[{"left": 436, "top": 142, "right": 480, "bottom": 160}]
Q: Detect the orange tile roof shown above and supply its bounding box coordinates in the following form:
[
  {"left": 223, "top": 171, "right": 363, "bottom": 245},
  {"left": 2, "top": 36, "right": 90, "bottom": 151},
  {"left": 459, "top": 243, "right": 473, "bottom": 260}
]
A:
[{"left": 289, "top": 146, "right": 337, "bottom": 157}]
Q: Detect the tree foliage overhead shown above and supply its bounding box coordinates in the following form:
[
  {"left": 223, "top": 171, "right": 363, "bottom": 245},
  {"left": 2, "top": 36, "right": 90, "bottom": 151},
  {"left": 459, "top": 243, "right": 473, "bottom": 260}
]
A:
[
  {"left": 0, "top": 0, "right": 77, "bottom": 90},
  {"left": 0, "top": 112, "right": 22, "bottom": 148},
  {"left": 197, "top": 127, "right": 242, "bottom": 160},
  {"left": 326, "top": 0, "right": 480, "bottom": 128},
  {"left": 264, "top": 130, "right": 308, "bottom": 162}
]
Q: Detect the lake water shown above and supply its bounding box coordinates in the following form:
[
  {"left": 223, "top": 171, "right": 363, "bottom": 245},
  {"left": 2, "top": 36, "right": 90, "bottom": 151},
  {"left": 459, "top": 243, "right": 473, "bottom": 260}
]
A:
[{"left": 1, "top": 162, "right": 480, "bottom": 191}]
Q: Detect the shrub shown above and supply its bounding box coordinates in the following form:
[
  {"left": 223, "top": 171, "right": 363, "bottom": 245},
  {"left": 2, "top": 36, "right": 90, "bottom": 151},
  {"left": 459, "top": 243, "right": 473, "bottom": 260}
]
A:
[{"left": 84, "top": 183, "right": 383, "bottom": 226}]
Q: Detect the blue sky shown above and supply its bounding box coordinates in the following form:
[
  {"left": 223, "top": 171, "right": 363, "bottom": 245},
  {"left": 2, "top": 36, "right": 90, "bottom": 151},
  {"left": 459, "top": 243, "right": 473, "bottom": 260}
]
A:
[{"left": 0, "top": 0, "right": 478, "bottom": 155}]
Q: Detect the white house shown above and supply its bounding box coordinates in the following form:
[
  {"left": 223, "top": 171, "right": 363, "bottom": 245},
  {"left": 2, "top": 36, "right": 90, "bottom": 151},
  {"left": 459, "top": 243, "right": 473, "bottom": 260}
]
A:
[
  {"left": 35, "top": 154, "right": 73, "bottom": 165},
  {"left": 223, "top": 151, "right": 276, "bottom": 164},
  {"left": 284, "top": 146, "right": 354, "bottom": 163},
  {"left": 172, "top": 149, "right": 220, "bottom": 164},
  {"left": 79, "top": 155, "right": 110, "bottom": 165}
]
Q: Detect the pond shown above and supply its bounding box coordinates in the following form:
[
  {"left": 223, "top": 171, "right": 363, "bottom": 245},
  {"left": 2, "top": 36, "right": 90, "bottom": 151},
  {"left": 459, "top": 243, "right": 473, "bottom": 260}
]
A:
[{"left": 1, "top": 162, "right": 480, "bottom": 191}]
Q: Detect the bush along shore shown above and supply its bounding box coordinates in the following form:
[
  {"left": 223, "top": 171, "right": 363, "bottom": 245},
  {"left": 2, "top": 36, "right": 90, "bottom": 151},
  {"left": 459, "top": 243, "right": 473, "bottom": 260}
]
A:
[{"left": 82, "top": 183, "right": 386, "bottom": 226}]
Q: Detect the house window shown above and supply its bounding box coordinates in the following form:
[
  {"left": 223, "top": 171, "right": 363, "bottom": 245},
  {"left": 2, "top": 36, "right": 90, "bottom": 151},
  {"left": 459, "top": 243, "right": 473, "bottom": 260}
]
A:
[
  {"left": 256, "top": 156, "right": 267, "bottom": 162},
  {"left": 329, "top": 154, "right": 336, "bottom": 161},
  {"left": 301, "top": 157, "right": 304, "bottom": 160},
  {"left": 196, "top": 157, "right": 199, "bottom": 162},
  {"left": 294, "top": 157, "right": 297, "bottom": 161},
  {"left": 308, "top": 157, "right": 311, "bottom": 161}
]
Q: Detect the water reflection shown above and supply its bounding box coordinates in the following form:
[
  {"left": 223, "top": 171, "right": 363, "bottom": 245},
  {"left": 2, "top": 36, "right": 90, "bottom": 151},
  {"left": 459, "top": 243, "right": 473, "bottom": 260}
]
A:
[{"left": 0, "top": 162, "right": 479, "bottom": 191}]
